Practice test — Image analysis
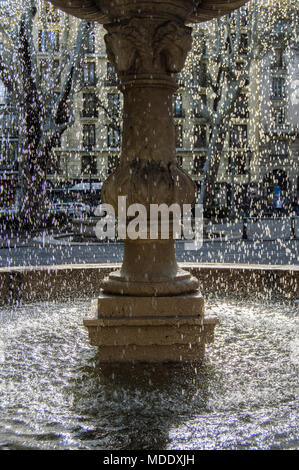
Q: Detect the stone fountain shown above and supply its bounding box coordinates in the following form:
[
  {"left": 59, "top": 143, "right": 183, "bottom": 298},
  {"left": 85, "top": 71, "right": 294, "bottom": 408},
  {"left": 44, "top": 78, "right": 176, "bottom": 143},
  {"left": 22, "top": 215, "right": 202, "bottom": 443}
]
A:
[{"left": 49, "top": 0, "right": 248, "bottom": 362}]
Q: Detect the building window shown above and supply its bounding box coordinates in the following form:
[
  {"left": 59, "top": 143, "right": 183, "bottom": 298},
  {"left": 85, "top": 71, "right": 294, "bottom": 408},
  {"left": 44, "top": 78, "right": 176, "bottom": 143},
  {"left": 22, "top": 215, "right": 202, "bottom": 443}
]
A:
[
  {"left": 83, "top": 62, "right": 96, "bottom": 85},
  {"left": 38, "top": 30, "right": 60, "bottom": 52},
  {"left": 82, "top": 124, "right": 96, "bottom": 148},
  {"left": 236, "top": 154, "right": 247, "bottom": 175},
  {"left": 107, "top": 125, "right": 120, "bottom": 148},
  {"left": 193, "top": 94, "right": 207, "bottom": 117},
  {"left": 173, "top": 94, "right": 184, "bottom": 117},
  {"left": 272, "top": 49, "right": 284, "bottom": 68},
  {"left": 229, "top": 125, "right": 247, "bottom": 148},
  {"left": 38, "top": 30, "right": 47, "bottom": 52},
  {"left": 272, "top": 77, "right": 285, "bottom": 98},
  {"left": 0, "top": 81, "right": 7, "bottom": 105},
  {"left": 50, "top": 31, "right": 59, "bottom": 51},
  {"left": 107, "top": 93, "right": 120, "bottom": 118},
  {"left": 106, "top": 62, "right": 118, "bottom": 85},
  {"left": 87, "top": 25, "right": 95, "bottom": 53},
  {"left": 0, "top": 139, "right": 18, "bottom": 170},
  {"left": 44, "top": 2, "right": 60, "bottom": 23},
  {"left": 240, "top": 6, "right": 247, "bottom": 26},
  {"left": 192, "top": 63, "right": 208, "bottom": 87},
  {"left": 81, "top": 154, "right": 97, "bottom": 175},
  {"left": 40, "top": 61, "right": 47, "bottom": 81},
  {"left": 194, "top": 125, "right": 207, "bottom": 148},
  {"left": 82, "top": 93, "right": 97, "bottom": 117},
  {"left": 107, "top": 154, "right": 119, "bottom": 175},
  {"left": 192, "top": 155, "right": 205, "bottom": 175},
  {"left": 47, "top": 155, "right": 61, "bottom": 175},
  {"left": 175, "top": 124, "right": 183, "bottom": 148},
  {"left": 39, "top": 59, "right": 60, "bottom": 83},
  {"left": 233, "top": 95, "right": 249, "bottom": 119},
  {"left": 273, "top": 107, "right": 285, "bottom": 127},
  {"left": 176, "top": 72, "right": 185, "bottom": 87},
  {"left": 270, "top": 141, "right": 287, "bottom": 159},
  {"left": 228, "top": 153, "right": 247, "bottom": 175},
  {"left": 240, "top": 34, "right": 248, "bottom": 55}
]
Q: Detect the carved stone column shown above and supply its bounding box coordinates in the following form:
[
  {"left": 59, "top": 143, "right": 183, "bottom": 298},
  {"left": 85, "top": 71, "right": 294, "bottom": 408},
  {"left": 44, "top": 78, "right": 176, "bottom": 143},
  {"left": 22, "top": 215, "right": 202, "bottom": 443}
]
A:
[
  {"left": 100, "top": 18, "right": 199, "bottom": 297},
  {"left": 47, "top": 0, "right": 250, "bottom": 362},
  {"left": 82, "top": 16, "right": 218, "bottom": 362}
]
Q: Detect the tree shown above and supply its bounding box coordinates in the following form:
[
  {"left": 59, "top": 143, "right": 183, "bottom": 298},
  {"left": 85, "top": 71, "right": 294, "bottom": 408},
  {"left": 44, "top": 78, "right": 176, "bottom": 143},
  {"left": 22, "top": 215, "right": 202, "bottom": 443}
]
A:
[
  {"left": 0, "top": 0, "right": 91, "bottom": 231},
  {"left": 183, "top": 3, "right": 257, "bottom": 209},
  {"left": 185, "top": 0, "right": 297, "bottom": 209}
]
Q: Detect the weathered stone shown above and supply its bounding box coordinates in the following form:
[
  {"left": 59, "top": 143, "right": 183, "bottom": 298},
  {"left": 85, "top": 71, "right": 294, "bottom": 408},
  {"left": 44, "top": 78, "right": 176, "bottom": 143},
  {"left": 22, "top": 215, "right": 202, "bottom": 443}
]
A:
[
  {"left": 91, "top": 344, "right": 207, "bottom": 363},
  {"left": 0, "top": 264, "right": 297, "bottom": 303},
  {"left": 48, "top": 0, "right": 249, "bottom": 361},
  {"left": 83, "top": 292, "right": 217, "bottom": 362},
  {"left": 87, "top": 291, "right": 205, "bottom": 318}
]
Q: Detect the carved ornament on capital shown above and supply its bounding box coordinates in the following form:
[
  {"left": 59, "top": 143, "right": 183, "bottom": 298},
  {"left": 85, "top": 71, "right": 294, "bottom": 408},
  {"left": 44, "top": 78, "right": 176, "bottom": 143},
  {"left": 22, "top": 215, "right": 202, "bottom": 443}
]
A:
[
  {"left": 102, "top": 159, "right": 196, "bottom": 215},
  {"left": 104, "top": 19, "right": 193, "bottom": 76}
]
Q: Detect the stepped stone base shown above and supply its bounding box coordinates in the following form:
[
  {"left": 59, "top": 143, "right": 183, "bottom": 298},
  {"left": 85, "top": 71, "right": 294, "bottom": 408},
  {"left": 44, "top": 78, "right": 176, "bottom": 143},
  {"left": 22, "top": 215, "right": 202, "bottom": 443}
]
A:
[{"left": 83, "top": 291, "right": 218, "bottom": 363}]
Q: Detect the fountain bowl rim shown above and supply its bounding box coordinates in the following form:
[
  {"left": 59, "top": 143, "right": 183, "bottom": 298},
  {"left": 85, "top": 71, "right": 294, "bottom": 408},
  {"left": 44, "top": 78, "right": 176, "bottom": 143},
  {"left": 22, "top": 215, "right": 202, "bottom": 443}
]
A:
[{"left": 48, "top": 0, "right": 250, "bottom": 25}]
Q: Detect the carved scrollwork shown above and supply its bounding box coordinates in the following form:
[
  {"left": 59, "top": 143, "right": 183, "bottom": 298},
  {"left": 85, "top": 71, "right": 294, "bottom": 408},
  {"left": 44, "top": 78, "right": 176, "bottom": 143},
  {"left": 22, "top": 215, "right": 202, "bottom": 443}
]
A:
[
  {"left": 104, "top": 19, "right": 152, "bottom": 73},
  {"left": 104, "top": 18, "right": 192, "bottom": 76},
  {"left": 102, "top": 158, "right": 196, "bottom": 214},
  {"left": 153, "top": 22, "right": 192, "bottom": 73}
]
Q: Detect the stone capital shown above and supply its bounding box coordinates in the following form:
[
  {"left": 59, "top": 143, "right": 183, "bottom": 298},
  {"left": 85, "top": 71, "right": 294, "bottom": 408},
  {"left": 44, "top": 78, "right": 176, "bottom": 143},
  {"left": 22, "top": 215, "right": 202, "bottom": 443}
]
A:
[{"left": 104, "top": 18, "right": 192, "bottom": 77}]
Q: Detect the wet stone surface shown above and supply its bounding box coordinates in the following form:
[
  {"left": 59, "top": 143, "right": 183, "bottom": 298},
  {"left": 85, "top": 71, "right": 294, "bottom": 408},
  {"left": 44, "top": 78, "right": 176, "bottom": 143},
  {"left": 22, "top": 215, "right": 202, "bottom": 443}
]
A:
[{"left": 0, "top": 299, "right": 298, "bottom": 450}]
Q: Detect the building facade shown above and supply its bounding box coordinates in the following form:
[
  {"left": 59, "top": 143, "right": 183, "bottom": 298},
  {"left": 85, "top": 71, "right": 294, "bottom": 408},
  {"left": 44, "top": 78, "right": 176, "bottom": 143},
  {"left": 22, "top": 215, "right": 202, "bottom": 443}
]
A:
[
  {"left": 0, "top": 1, "right": 298, "bottom": 214},
  {"left": 256, "top": 34, "right": 299, "bottom": 213}
]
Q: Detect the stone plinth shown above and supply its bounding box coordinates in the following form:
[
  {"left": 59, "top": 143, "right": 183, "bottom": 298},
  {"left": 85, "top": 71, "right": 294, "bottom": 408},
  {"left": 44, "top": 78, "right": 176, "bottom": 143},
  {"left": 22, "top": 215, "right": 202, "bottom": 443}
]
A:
[{"left": 83, "top": 293, "right": 218, "bottom": 362}]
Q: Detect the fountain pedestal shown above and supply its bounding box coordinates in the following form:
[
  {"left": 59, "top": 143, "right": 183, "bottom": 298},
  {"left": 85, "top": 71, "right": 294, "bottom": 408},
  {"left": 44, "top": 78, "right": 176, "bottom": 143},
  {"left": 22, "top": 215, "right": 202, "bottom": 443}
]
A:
[
  {"left": 82, "top": 14, "right": 218, "bottom": 362},
  {"left": 84, "top": 293, "right": 217, "bottom": 362},
  {"left": 49, "top": 0, "right": 248, "bottom": 362}
]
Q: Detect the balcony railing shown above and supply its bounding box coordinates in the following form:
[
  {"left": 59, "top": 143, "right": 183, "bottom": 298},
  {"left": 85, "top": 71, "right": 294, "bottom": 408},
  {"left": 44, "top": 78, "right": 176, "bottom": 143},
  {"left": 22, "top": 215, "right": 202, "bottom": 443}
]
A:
[
  {"left": 104, "top": 78, "right": 119, "bottom": 87},
  {"left": 0, "top": 161, "right": 18, "bottom": 172},
  {"left": 80, "top": 110, "right": 99, "bottom": 119},
  {"left": 270, "top": 63, "right": 287, "bottom": 71},
  {"left": 271, "top": 95, "right": 286, "bottom": 101},
  {"left": 82, "top": 77, "right": 98, "bottom": 87},
  {"left": 264, "top": 124, "right": 299, "bottom": 137}
]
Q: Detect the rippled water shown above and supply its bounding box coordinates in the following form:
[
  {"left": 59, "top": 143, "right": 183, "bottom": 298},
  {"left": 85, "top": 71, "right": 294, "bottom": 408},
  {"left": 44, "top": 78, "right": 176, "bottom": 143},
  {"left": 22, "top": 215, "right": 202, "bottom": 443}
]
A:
[{"left": 0, "top": 299, "right": 298, "bottom": 450}]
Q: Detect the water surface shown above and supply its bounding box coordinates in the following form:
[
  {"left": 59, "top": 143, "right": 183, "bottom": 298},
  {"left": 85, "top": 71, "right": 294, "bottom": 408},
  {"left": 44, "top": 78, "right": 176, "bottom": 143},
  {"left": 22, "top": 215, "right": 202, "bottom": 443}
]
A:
[{"left": 0, "top": 299, "right": 298, "bottom": 450}]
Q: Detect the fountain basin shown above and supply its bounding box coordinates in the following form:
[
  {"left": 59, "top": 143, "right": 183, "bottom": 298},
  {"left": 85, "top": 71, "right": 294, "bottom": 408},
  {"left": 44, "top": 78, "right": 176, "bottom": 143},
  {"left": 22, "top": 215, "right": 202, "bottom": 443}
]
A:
[
  {"left": 50, "top": 0, "right": 249, "bottom": 24},
  {"left": 0, "top": 264, "right": 297, "bottom": 304},
  {"left": 0, "top": 298, "right": 297, "bottom": 450},
  {"left": 2, "top": 262, "right": 297, "bottom": 363}
]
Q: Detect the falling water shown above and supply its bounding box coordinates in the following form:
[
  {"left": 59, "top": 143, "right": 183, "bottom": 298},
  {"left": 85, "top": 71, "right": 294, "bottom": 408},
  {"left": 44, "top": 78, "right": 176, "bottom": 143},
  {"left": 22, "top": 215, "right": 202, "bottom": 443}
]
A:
[{"left": 0, "top": 299, "right": 297, "bottom": 450}]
